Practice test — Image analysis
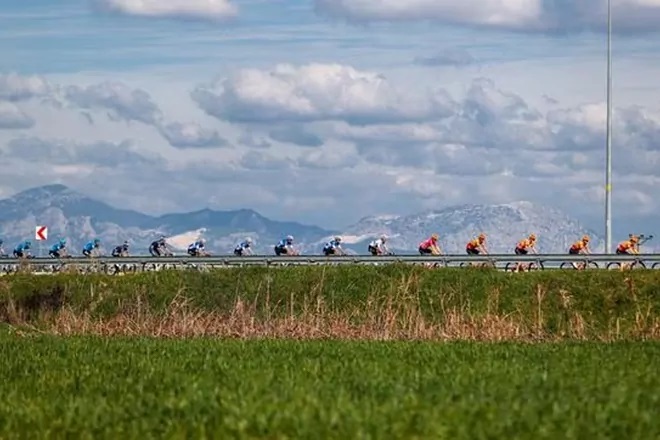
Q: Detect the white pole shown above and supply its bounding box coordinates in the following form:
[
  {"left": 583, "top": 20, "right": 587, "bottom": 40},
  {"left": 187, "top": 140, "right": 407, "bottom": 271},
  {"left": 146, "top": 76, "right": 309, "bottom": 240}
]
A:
[{"left": 605, "top": 0, "right": 613, "bottom": 253}]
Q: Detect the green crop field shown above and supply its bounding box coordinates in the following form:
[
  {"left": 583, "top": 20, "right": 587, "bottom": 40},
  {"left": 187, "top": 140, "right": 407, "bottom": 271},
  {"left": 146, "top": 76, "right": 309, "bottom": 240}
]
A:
[{"left": 0, "top": 336, "right": 658, "bottom": 439}]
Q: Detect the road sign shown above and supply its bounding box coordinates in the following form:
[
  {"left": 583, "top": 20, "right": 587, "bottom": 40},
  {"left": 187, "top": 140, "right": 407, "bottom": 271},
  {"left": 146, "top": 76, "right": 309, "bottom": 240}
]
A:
[{"left": 35, "top": 226, "right": 48, "bottom": 241}]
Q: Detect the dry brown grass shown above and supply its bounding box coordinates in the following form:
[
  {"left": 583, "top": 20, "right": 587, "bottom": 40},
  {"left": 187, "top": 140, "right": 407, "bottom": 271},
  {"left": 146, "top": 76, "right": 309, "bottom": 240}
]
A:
[{"left": 4, "top": 288, "right": 659, "bottom": 342}]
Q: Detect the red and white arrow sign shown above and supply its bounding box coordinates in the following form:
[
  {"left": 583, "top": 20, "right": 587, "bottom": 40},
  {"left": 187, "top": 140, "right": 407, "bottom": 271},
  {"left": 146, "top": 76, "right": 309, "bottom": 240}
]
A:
[{"left": 35, "top": 226, "right": 48, "bottom": 241}]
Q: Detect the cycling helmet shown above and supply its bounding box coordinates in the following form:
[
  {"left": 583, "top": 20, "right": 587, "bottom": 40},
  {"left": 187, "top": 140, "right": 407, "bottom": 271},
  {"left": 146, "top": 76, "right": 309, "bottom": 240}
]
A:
[
  {"left": 630, "top": 235, "right": 639, "bottom": 243},
  {"left": 478, "top": 233, "right": 486, "bottom": 241},
  {"left": 582, "top": 235, "right": 590, "bottom": 242},
  {"left": 200, "top": 238, "right": 206, "bottom": 244},
  {"left": 93, "top": 238, "right": 100, "bottom": 244},
  {"left": 431, "top": 233, "right": 439, "bottom": 241},
  {"left": 123, "top": 240, "right": 129, "bottom": 246},
  {"left": 286, "top": 235, "right": 294, "bottom": 242},
  {"left": 334, "top": 236, "right": 342, "bottom": 242},
  {"left": 60, "top": 238, "right": 66, "bottom": 245},
  {"left": 529, "top": 234, "right": 536, "bottom": 240},
  {"left": 26, "top": 240, "right": 32, "bottom": 246},
  {"left": 245, "top": 237, "right": 252, "bottom": 244},
  {"left": 380, "top": 235, "right": 387, "bottom": 241}
]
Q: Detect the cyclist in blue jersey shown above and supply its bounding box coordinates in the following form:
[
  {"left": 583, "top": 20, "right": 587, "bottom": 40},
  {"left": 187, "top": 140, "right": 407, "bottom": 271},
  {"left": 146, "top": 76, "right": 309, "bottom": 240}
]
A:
[
  {"left": 234, "top": 237, "right": 253, "bottom": 256},
  {"left": 13, "top": 240, "right": 32, "bottom": 258},
  {"left": 187, "top": 238, "right": 209, "bottom": 257},
  {"left": 323, "top": 236, "right": 345, "bottom": 256},
  {"left": 82, "top": 238, "right": 101, "bottom": 257},
  {"left": 112, "top": 241, "right": 130, "bottom": 257},
  {"left": 274, "top": 235, "right": 298, "bottom": 256},
  {"left": 149, "top": 236, "right": 172, "bottom": 257},
  {"left": 48, "top": 238, "right": 68, "bottom": 258}
]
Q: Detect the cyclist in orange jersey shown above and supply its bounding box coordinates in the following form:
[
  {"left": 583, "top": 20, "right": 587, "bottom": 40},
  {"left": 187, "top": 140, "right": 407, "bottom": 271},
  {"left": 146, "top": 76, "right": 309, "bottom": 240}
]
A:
[
  {"left": 616, "top": 235, "right": 640, "bottom": 255},
  {"left": 569, "top": 235, "right": 591, "bottom": 255},
  {"left": 515, "top": 234, "right": 538, "bottom": 255},
  {"left": 466, "top": 233, "right": 488, "bottom": 255}
]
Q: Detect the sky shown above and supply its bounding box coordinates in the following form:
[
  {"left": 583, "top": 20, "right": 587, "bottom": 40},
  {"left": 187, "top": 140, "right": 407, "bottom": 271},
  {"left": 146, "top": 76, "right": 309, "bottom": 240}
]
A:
[{"left": 0, "top": 0, "right": 659, "bottom": 237}]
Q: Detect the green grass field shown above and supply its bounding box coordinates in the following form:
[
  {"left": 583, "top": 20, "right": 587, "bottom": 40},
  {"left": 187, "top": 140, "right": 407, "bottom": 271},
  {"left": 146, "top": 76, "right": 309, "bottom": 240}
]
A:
[
  {"left": 0, "top": 336, "right": 658, "bottom": 439},
  {"left": 1, "top": 267, "right": 659, "bottom": 340}
]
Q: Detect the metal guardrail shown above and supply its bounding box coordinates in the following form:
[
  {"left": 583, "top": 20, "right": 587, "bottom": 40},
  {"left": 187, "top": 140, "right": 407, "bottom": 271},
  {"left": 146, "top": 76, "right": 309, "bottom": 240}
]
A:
[{"left": 0, "top": 253, "right": 659, "bottom": 267}]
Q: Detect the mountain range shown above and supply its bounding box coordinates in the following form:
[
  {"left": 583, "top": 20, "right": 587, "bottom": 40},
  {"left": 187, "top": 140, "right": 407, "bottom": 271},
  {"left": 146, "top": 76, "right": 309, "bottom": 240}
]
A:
[{"left": 0, "top": 184, "right": 610, "bottom": 256}]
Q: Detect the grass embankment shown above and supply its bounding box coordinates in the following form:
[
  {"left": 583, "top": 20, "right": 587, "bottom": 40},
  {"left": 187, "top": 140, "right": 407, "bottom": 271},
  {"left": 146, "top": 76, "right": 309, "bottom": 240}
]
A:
[
  {"left": 0, "top": 337, "right": 658, "bottom": 438},
  {"left": 1, "top": 266, "right": 658, "bottom": 340}
]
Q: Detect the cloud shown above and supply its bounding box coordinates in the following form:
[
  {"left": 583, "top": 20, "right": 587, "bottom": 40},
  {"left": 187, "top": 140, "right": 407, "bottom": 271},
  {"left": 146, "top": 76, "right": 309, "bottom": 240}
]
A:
[
  {"left": 62, "top": 80, "right": 223, "bottom": 149},
  {"left": 192, "top": 63, "right": 456, "bottom": 125},
  {"left": 158, "top": 122, "right": 227, "bottom": 148},
  {"left": 64, "top": 81, "right": 162, "bottom": 125},
  {"left": 414, "top": 49, "right": 475, "bottom": 67},
  {"left": 268, "top": 125, "right": 324, "bottom": 147},
  {"left": 238, "top": 131, "right": 271, "bottom": 149},
  {"left": 4, "top": 137, "right": 162, "bottom": 168},
  {"left": 95, "top": 0, "right": 238, "bottom": 21},
  {"left": 0, "top": 101, "right": 35, "bottom": 129},
  {"left": 0, "top": 73, "right": 51, "bottom": 101},
  {"left": 315, "top": 0, "right": 660, "bottom": 33}
]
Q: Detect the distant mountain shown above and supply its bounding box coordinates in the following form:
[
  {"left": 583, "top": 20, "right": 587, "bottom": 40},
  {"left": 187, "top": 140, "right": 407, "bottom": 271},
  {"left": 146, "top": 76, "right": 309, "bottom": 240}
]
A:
[
  {"left": 328, "top": 201, "right": 606, "bottom": 254},
  {"left": 0, "top": 185, "right": 334, "bottom": 255},
  {"left": 0, "top": 185, "right": 614, "bottom": 256}
]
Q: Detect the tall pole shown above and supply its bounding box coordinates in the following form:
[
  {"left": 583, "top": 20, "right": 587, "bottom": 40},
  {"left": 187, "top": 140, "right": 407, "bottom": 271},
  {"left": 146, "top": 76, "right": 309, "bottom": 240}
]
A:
[{"left": 605, "top": 0, "right": 613, "bottom": 253}]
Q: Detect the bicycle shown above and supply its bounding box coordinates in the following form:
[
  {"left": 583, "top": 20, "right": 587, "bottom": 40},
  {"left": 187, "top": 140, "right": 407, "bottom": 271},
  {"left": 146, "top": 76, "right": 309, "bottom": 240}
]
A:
[
  {"left": 505, "top": 261, "right": 543, "bottom": 272},
  {"left": 560, "top": 260, "right": 599, "bottom": 270},
  {"left": 609, "top": 234, "right": 653, "bottom": 270}
]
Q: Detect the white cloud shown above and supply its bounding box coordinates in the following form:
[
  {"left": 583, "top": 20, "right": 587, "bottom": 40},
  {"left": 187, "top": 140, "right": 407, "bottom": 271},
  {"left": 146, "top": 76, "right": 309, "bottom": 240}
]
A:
[
  {"left": 0, "top": 101, "right": 34, "bottom": 129},
  {"left": 192, "top": 63, "right": 456, "bottom": 124},
  {"left": 64, "top": 81, "right": 162, "bottom": 125},
  {"left": 158, "top": 122, "right": 227, "bottom": 148},
  {"left": 0, "top": 73, "right": 50, "bottom": 101},
  {"left": 315, "top": 0, "right": 660, "bottom": 33},
  {"left": 95, "top": 0, "right": 238, "bottom": 21}
]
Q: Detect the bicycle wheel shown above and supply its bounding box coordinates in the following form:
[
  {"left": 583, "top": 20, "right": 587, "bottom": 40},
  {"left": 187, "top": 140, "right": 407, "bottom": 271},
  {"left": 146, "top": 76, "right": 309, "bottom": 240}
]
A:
[
  {"left": 652, "top": 262, "right": 660, "bottom": 269},
  {"left": 607, "top": 262, "right": 621, "bottom": 270},
  {"left": 505, "top": 262, "right": 517, "bottom": 272},
  {"left": 586, "top": 261, "right": 599, "bottom": 269},
  {"left": 630, "top": 260, "right": 647, "bottom": 270},
  {"left": 560, "top": 262, "right": 576, "bottom": 270}
]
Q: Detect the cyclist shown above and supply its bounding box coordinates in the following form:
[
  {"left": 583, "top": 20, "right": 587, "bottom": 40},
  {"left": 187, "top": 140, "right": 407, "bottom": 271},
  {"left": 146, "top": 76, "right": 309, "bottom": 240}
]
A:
[
  {"left": 368, "top": 235, "right": 390, "bottom": 256},
  {"left": 234, "top": 237, "right": 253, "bottom": 256},
  {"left": 187, "top": 238, "right": 209, "bottom": 257},
  {"left": 274, "top": 235, "right": 298, "bottom": 256},
  {"left": 149, "top": 236, "right": 170, "bottom": 257},
  {"left": 568, "top": 235, "right": 591, "bottom": 270},
  {"left": 569, "top": 235, "right": 591, "bottom": 255},
  {"left": 513, "top": 234, "right": 537, "bottom": 272},
  {"left": 616, "top": 235, "right": 640, "bottom": 255},
  {"left": 418, "top": 233, "right": 442, "bottom": 255},
  {"left": 112, "top": 241, "right": 130, "bottom": 257},
  {"left": 323, "top": 236, "right": 345, "bottom": 256},
  {"left": 82, "top": 238, "right": 101, "bottom": 257},
  {"left": 466, "top": 233, "right": 488, "bottom": 255},
  {"left": 48, "top": 238, "right": 68, "bottom": 258},
  {"left": 13, "top": 240, "right": 32, "bottom": 258}
]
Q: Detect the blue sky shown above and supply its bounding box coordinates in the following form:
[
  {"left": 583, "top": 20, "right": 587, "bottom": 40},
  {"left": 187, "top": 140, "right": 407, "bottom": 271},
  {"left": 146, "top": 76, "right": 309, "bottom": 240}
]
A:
[{"left": 0, "top": 0, "right": 659, "bottom": 237}]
